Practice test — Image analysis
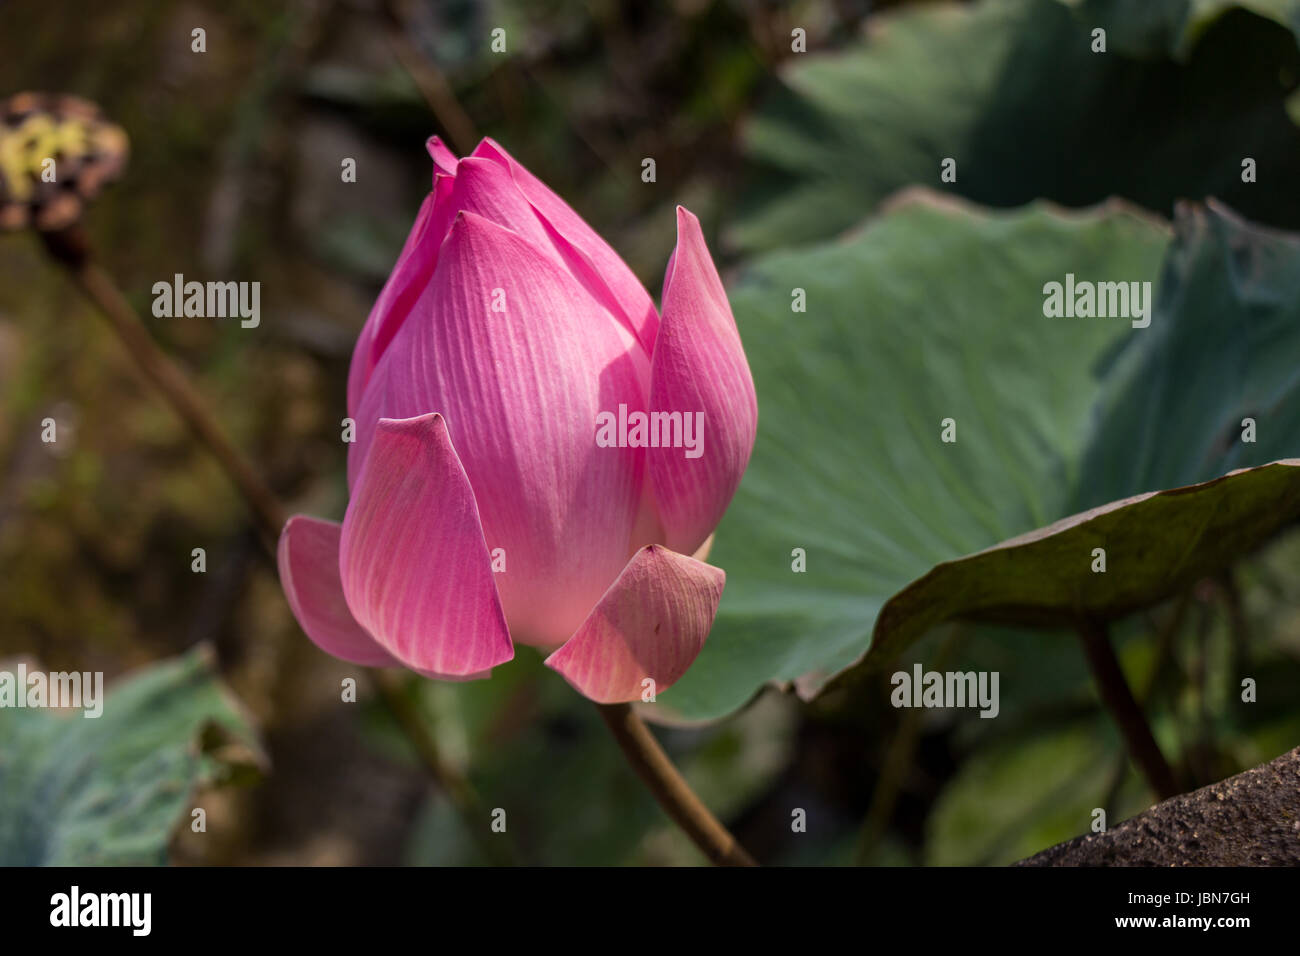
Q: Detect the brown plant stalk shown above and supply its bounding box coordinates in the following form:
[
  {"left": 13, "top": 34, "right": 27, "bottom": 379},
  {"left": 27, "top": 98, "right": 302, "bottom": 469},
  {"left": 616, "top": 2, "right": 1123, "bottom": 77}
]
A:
[
  {"left": 1077, "top": 618, "right": 1179, "bottom": 800},
  {"left": 597, "top": 702, "right": 757, "bottom": 866}
]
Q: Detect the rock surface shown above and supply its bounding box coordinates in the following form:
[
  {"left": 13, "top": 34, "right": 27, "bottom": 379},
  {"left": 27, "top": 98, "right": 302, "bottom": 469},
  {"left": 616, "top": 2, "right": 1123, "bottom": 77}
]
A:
[{"left": 1018, "top": 747, "right": 1300, "bottom": 866}]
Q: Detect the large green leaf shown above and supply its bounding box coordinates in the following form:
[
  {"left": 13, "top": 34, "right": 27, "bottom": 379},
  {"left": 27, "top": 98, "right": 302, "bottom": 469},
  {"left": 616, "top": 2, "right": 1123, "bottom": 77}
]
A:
[
  {"left": 0, "top": 646, "right": 259, "bottom": 865},
  {"left": 668, "top": 192, "right": 1300, "bottom": 722},
  {"left": 730, "top": 0, "right": 1300, "bottom": 256},
  {"left": 846, "top": 200, "right": 1300, "bottom": 675},
  {"left": 662, "top": 192, "right": 1168, "bottom": 721}
]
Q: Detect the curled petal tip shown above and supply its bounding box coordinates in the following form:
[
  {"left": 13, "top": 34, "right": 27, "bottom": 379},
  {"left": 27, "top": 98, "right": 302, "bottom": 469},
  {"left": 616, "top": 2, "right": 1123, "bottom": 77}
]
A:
[{"left": 426, "top": 135, "right": 459, "bottom": 176}]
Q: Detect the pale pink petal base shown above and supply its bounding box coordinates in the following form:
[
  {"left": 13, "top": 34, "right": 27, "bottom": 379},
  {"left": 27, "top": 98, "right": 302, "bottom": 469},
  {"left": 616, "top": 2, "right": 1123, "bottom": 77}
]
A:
[
  {"left": 412, "top": 666, "right": 494, "bottom": 682},
  {"left": 340, "top": 412, "right": 514, "bottom": 677},
  {"left": 277, "top": 515, "right": 401, "bottom": 667},
  {"left": 544, "top": 545, "right": 725, "bottom": 704}
]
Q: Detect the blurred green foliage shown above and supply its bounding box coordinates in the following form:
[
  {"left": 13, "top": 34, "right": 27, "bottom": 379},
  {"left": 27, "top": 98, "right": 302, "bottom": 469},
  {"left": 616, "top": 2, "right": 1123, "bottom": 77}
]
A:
[
  {"left": 732, "top": 0, "right": 1300, "bottom": 254},
  {"left": 0, "top": 646, "right": 258, "bottom": 864}
]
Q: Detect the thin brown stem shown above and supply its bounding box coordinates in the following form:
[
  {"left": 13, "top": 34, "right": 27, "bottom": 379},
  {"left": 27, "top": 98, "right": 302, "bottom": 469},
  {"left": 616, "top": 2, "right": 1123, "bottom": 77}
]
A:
[
  {"left": 596, "top": 702, "right": 757, "bottom": 866},
  {"left": 41, "top": 226, "right": 286, "bottom": 553},
  {"left": 1076, "top": 619, "right": 1179, "bottom": 801}
]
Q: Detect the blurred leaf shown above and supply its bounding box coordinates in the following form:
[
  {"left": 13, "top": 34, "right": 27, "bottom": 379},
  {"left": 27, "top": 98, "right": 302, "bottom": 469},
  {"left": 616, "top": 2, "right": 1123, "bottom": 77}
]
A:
[
  {"left": 1074, "top": 0, "right": 1300, "bottom": 57},
  {"left": 0, "top": 646, "right": 259, "bottom": 865},
  {"left": 1074, "top": 201, "right": 1300, "bottom": 509},
  {"left": 730, "top": 0, "right": 1300, "bottom": 256},
  {"left": 926, "top": 720, "right": 1148, "bottom": 865},
  {"left": 664, "top": 192, "right": 1168, "bottom": 721},
  {"left": 407, "top": 702, "right": 664, "bottom": 866},
  {"left": 402, "top": 651, "right": 791, "bottom": 865}
]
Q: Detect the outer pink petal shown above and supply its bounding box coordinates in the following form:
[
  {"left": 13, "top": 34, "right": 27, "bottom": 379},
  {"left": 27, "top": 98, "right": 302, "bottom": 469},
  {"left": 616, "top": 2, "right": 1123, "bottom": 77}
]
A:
[
  {"left": 472, "top": 137, "right": 660, "bottom": 353},
  {"left": 347, "top": 178, "right": 452, "bottom": 417},
  {"left": 339, "top": 412, "right": 514, "bottom": 676},
  {"left": 277, "top": 515, "right": 400, "bottom": 667},
  {"left": 349, "top": 212, "right": 649, "bottom": 647},
  {"left": 544, "top": 545, "right": 725, "bottom": 703},
  {"left": 647, "top": 206, "right": 757, "bottom": 556}
]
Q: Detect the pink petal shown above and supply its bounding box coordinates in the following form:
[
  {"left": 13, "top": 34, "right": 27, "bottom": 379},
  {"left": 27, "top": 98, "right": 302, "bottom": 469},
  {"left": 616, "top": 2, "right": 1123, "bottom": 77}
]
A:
[
  {"left": 349, "top": 212, "right": 649, "bottom": 647},
  {"left": 647, "top": 206, "right": 757, "bottom": 556},
  {"left": 544, "top": 545, "right": 725, "bottom": 703},
  {"left": 443, "top": 155, "right": 560, "bottom": 252},
  {"left": 426, "top": 135, "right": 458, "bottom": 177},
  {"left": 277, "top": 515, "right": 400, "bottom": 667},
  {"left": 347, "top": 179, "right": 452, "bottom": 417},
  {"left": 472, "top": 137, "right": 660, "bottom": 353},
  {"left": 447, "top": 156, "right": 651, "bottom": 349},
  {"left": 339, "top": 412, "right": 514, "bottom": 676}
]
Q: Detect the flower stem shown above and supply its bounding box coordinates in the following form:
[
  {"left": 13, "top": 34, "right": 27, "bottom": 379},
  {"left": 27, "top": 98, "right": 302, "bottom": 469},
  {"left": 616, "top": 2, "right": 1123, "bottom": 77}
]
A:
[
  {"left": 39, "top": 223, "right": 511, "bottom": 862},
  {"left": 596, "top": 702, "right": 757, "bottom": 866},
  {"left": 41, "top": 225, "right": 286, "bottom": 552},
  {"left": 1076, "top": 618, "right": 1179, "bottom": 800}
]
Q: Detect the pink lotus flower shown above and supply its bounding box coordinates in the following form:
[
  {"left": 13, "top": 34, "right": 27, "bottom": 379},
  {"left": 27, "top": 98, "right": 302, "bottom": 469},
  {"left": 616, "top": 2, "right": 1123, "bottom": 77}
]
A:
[{"left": 277, "top": 136, "right": 757, "bottom": 702}]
